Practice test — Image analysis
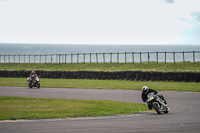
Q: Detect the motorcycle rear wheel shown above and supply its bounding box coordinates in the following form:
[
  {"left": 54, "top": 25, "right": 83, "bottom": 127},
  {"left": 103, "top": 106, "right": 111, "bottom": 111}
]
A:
[{"left": 164, "top": 110, "right": 169, "bottom": 114}]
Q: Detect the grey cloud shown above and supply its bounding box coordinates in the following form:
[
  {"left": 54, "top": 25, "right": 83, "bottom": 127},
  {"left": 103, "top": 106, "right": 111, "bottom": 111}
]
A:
[
  {"left": 180, "top": 26, "right": 200, "bottom": 44},
  {"left": 191, "top": 12, "right": 200, "bottom": 23},
  {"left": 180, "top": 12, "right": 200, "bottom": 25},
  {"left": 162, "top": 0, "right": 175, "bottom": 4}
]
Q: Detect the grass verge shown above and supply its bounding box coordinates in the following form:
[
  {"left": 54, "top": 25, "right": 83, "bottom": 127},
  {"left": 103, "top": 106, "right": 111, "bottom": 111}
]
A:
[
  {"left": 0, "top": 78, "right": 200, "bottom": 92},
  {"left": 0, "top": 62, "right": 200, "bottom": 72},
  {"left": 0, "top": 96, "right": 147, "bottom": 120}
]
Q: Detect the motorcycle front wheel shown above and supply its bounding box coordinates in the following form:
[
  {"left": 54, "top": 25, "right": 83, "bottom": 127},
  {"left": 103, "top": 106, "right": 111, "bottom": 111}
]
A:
[
  {"left": 152, "top": 103, "right": 161, "bottom": 114},
  {"left": 29, "top": 84, "right": 32, "bottom": 88},
  {"left": 36, "top": 83, "right": 40, "bottom": 89}
]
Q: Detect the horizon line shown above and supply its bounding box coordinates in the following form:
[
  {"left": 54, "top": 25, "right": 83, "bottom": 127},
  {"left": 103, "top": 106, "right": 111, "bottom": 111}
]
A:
[{"left": 0, "top": 43, "right": 199, "bottom": 45}]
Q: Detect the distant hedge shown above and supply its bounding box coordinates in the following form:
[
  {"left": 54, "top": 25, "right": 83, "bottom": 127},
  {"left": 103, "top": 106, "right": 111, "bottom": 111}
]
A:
[{"left": 0, "top": 70, "right": 199, "bottom": 82}]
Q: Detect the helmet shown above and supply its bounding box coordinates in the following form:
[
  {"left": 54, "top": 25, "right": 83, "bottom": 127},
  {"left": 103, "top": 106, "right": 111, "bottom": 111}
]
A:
[
  {"left": 142, "top": 86, "right": 149, "bottom": 94},
  {"left": 31, "top": 71, "right": 35, "bottom": 74}
]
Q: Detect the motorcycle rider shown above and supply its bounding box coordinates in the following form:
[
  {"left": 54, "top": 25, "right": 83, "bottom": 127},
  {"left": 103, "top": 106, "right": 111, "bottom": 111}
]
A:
[
  {"left": 141, "top": 86, "right": 167, "bottom": 110},
  {"left": 30, "top": 71, "right": 37, "bottom": 85}
]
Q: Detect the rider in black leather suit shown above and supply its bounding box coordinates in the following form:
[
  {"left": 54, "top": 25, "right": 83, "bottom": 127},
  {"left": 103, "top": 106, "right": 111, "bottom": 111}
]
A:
[{"left": 141, "top": 86, "right": 167, "bottom": 110}]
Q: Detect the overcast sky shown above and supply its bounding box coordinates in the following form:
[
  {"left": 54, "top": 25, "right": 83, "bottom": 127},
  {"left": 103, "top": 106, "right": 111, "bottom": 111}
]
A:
[{"left": 0, "top": 0, "right": 200, "bottom": 45}]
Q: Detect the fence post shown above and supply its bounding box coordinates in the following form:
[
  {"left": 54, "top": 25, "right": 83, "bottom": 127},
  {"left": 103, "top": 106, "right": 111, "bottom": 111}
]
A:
[
  {"left": 65, "top": 54, "right": 67, "bottom": 63},
  {"left": 125, "top": 52, "right": 127, "bottom": 63},
  {"left": 173, "top": 52, "right": 175, "bottom": 64},
  {"left": 156, "top": 52, "right": 158, "bottom": 64},
  {"left": 71, "top": 54, "right": 73, "bottom": 63},
  {"left": 182, "top": 51, "right": 185, "bottom": 63},
  {"left": 117, "top": 53, "right": 119, "bottom": 63},
  {"left": 132, "top": 52, "right": 134, "bottom": 63},
  {"left": 83, "top": 53, "right": 85, "bottom": 64},
  {"left": 96, "top": 53, "right": 98, "bottom": 63},
  {"left": 58, "top": 54, "right": 59, "bottom": 63},
  {"left": 147, "top": 52, "right": 150, "bottom": 64},
  {"left": 59, "top": 54, "right": 61, "bottom": 63},
  {"left": 165, "top": 52, "right": 166, "bottom": 64},
  {"left": 34, "top": 55, "right": 36, "bottom": 63},
  {"left": 40, "top": 55, "right": 41, "bottom": 63},
  {"left": 140, "top": 52, "right": 142, "bottom": 64},
  {"left": 103, "top": 53, "right": 105, "bottom": 63},
  {"left": 28, "top": 55, "right": 29, "bottom": 63},
  {"left": 8, "top": 55, "right": 10, "bottom": 63},
  {"left": 193, "top": 51, "right": 195, "bottom": 63},
  {"left": 24, "top": 55, "right": 25, "bottom": 63},
  {"left": 90, "top": 53, "right": 92, "bottom": 63},
  {"left": 45, "top": 55, "right": 47, "bottom": 63},
  {"left": 77, "top": 54, "right": 79, "bottom": 63},
  {"left": 19, "top": 55, "right": 20, "bottom": 63},
  {"left": 64, "top": 54, "right": 66, "bottom": 63},
  {"left": 110, "top": 53, "right": 112, "bottom": 63}
]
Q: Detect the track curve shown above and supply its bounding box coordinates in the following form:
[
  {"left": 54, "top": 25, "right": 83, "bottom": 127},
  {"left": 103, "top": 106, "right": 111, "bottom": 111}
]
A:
[{"left": 0, "top": 87, "right": 200, "bottom": 133}]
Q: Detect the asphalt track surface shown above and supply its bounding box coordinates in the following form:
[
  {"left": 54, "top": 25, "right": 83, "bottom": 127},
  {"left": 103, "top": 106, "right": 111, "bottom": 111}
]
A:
[{"left": 0, "top": 87, "right": 200, "bottom": 133}]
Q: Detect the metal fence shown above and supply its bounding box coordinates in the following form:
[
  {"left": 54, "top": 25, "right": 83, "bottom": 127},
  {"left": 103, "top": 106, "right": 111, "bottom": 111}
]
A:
[{"left": 0, "top": 51, "right": 200, "bottom": 63}]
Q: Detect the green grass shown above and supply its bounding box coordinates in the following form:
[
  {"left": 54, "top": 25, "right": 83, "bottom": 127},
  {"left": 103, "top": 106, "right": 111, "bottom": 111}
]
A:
[
  {"left": 0, "top": 62, "right": 200, "bottom": 72},
  {"left": 1, "top": 62, "right": 199, "bottom": 121},
  {"left": 0, "top": 78, "right": 200, "bottom": 92},
  {"left": 0, "top": 96, "right": 147, "bottom": 120}
]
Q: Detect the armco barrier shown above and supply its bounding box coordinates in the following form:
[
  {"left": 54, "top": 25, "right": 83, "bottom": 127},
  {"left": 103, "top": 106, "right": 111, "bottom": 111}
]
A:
[{"left": 0, "top": 70, "right": 199, "bottom": 82}]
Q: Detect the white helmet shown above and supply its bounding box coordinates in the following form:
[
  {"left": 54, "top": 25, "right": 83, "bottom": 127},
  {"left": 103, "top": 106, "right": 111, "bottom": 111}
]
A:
[{"left": 142, "top": 86, "right": 149, "bottom": 94}]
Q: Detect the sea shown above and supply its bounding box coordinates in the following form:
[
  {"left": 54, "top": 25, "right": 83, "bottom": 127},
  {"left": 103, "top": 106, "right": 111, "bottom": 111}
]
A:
[{"left": 0, "top": 44, "right": 200, "bottom": 63}]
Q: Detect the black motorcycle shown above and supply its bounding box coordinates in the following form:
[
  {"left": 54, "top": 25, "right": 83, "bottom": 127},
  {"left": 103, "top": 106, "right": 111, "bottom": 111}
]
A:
[
  {"left": 147, "top": 92, "right": 169, "bottom": 114},
  {"left": 27, "top": 75, "right": 40, "bottom": 89}
]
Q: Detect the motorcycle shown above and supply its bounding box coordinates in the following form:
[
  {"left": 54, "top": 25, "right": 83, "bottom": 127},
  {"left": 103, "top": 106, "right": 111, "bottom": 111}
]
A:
[
  {"left": 26, "top": 75, "right": 40, "bottom": 89},
  {"left": 147, "top": 92, "right": 169, "bottom": 114}
]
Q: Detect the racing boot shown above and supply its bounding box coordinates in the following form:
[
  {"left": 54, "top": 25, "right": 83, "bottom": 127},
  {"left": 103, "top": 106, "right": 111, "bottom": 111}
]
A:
[{"left": 147, "top": 102, "right": 152, "bottom": 110}]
